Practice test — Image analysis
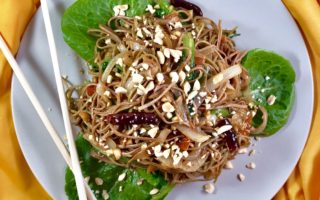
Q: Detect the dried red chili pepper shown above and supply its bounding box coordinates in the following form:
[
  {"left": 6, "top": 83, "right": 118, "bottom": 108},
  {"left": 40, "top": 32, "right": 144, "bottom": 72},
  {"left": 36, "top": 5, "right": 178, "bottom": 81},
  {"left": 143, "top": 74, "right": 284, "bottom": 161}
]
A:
[
  {"left": 216, "top": 119, "right": 239, "bottom": 153},
  {"left": 170, "top": 0, "right": 203, "bottom": 16},
  {"left": 86, "top": 85, "right": 96, "bottom": 96},
  {"left": 177, "top": 136, "right": 190, "bottom": 151},
  {"left": 105, "top": 112, "right": 160, "bottom": 125}
]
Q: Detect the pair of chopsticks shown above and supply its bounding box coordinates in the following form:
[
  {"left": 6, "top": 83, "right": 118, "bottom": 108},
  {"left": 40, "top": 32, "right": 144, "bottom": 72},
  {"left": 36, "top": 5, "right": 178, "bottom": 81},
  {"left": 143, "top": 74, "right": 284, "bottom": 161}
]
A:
[{"left": 0, "top": 0, "right": 96, "bottom": 199}]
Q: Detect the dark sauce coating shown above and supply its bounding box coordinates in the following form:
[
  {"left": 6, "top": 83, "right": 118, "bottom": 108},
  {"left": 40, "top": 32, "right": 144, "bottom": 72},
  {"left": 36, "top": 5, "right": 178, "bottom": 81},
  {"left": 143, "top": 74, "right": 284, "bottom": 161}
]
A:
[
  {"left": 216, "top": 119, "right": 239, "bottom": 153},
  {"left": 170, "top": 0, "right": 203, "bottom": 16},
  {"left": 106, "top": 112, "right": 160, "bottom": 125}
]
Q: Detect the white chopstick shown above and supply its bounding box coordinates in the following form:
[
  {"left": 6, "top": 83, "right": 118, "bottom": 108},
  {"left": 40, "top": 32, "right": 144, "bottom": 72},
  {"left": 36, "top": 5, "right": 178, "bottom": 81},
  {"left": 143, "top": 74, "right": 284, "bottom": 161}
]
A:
[
  {"left": 38, "top": 1, "right": 88, "bottom": 199},
  {"left": 0, "top": 34, "right": 96, "bottom": 200}
]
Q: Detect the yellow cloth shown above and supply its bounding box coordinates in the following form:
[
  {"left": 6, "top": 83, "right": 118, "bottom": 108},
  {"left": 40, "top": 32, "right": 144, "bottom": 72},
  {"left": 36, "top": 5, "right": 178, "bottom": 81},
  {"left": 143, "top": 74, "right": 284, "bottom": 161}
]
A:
[
  {"left": 0, "top": 0, "right": 319, "bottom": 199},
  {"left": 274, "top": 0, "right": 320, "bottom": 199},
  {"left": 0, "top": 0, "right": 50, "bottom": 199}
]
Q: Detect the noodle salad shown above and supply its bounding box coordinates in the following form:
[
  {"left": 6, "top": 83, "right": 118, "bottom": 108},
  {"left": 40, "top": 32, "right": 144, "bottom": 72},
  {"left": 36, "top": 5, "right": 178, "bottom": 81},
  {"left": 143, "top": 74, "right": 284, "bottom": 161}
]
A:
[{"left": 62, "top": 0, "right": 295, "bottom": 199}]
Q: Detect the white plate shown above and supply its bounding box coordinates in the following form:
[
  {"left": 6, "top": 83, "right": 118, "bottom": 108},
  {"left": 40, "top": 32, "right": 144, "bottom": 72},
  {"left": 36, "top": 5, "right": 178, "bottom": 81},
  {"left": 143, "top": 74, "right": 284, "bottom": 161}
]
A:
[{"left": 11, "top": 0, "right": 313, "bottom": 199}]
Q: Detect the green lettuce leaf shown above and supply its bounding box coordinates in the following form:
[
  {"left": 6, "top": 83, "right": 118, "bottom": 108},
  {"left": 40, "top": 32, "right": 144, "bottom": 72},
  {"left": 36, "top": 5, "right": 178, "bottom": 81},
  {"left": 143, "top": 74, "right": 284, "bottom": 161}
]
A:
[
  {"left": 61, "top": 0, "right": 154, "bottom": 63},
  {"left": 65, "top": 135, "right": 173, "bottom": 200},
  {"left": 242, "top": 49, "right": 296, "bottom": 136}
]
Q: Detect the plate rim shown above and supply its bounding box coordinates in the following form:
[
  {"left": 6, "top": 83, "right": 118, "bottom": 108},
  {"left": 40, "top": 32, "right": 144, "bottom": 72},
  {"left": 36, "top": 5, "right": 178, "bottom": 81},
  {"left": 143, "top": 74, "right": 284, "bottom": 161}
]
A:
[{"left": 10, "top": 1, "right": 314, "bottom": 199}]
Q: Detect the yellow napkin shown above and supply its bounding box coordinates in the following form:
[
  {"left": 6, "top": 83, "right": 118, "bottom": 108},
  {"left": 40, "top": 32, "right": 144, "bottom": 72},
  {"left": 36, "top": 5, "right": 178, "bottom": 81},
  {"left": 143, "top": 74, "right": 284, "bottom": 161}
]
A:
[
  {"left": 0, "top": 0, "right": 319, "bottom": 199},
  {"left": 0, "top": 0, "right": 49, "bottom": 199},
  {"left": 274, "top": 0, "right": 320, "bottom": 199}
]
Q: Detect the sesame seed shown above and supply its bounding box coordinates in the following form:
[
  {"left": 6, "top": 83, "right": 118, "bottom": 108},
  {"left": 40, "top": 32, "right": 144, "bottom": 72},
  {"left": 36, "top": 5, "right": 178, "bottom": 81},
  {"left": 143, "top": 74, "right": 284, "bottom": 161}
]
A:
[
  {"left": 182, "top": 151, "right": 189, "bottom": 158},
  {"left": 88, "top": 135, "right": 93, "bottom": 140},
  {"left": 203, "top": 183, "right": 215, "bottom": 194},
  {"left": 141, "top": 143, "right": 148, "bottom": 149},
  {"left": 185, "top": 65, "right": 191, "bottom": 72},
  {"left": 162, "top": 102, "right": 175, "bottom": 113},
  {"left": 169, "top": 72, "right": 179, "bottom": 83},
  {"left": 104, "top": 90, "right": 111, "bottom": 97},
  {"left": 136, "top": 28, "right": 144, "bottom": 38},
  {"left": 155, "top": 34, "right": 163, "bottom": 43},
  {"left": 246, "top": 162, "right": 256, "bottom": 169},
  {"left": 171, "top": 144, "right": 179, "bottom": 151},
  {"left": 267, "top": 95, "right": 277, "bottom": 105},
  {"left": 118, "top": 172, "right": 126, "bottom": 181},
  {"left": 102, "top": 190, "right": 109, "bottom": 200},
  {"left": 105, "top": 75, "right": 113, "bottom": 83},
  {"left": 199, "top": 91, "right": 207, "bottom": 97},
  {"left": 137, "top": 179, "right": 144, "bottom": 185},
  {"left": 169, "top": 49, "right": 183, "bottom": 63},
  {"left": 162, "top": 149, "right": 171, "bottom": 158},
  {"left": 238, "top": 148, "right": 248, "bottom": 154},
  {"left": 166, "top": 112, "right": 173, "bottom": 119},
  {"left": 137, "top": 84, "right": 147, "bottom": 95},
  {"left": 153, "top": 144, "right": 162, "bottom": 152},
  {"left": 150, "top": 188, "right": 159, "bottom": 195},
  {"left": 115, "top": 87, "right": 127, "bottom": 94},
  {"left": 183, "top": 82, "right": 191, "bottom": 94},
  {"left": 119, "top": 186, "right": 123, "bottom": 192},
  {"left": 193, "top": 80, "right": 201, "bottom": 91},
  {"left": 148, "top": 127, "right": 159, "bottom": 138},
  {"left": 141, "top": 63, "right": 149, "bottom": 70},
  {"left": 116, "top": 58, "right": 124, "bottom": 66},
  {"left": 157, "top": 51, "right": 165, "bottom": 64},
  {"left": 132, "top": 59, "right": 139, "bottom": 67},
  {"left": 145, "top": 4, "right": 156, "bottom": 14},
  {"left": 211, "top": 95, "right": 218, "bottom": 103},
  {"left": 163, "top": 48, "right": 171, "bottom": 58},
  {"left": 105, "top": 39, "right": 111, "bottom": 44},
  {"left": 179, "top": 71, "right": 186, "bottom": 82},
  {"left": 237, "top": 173, "right": 245, "bottom": 182},
  {"left": 224, "top": 161, "right": 234, "bottom": 169},
  {"left": 187, "top": 90, "right": 198, "bottom": 100},
  {"left": 145, "top": 81, "right": 155, "bottom": 93},
  {"left": 249, "top": 149, "right": 256, "bottom": 156},
  {"left": 156, "top": 73, "right": 164, "bottom": 83},
  {"left": 205, "top": 104, "right": 211, "bottom": 110},
  {"left": 174, "top": 31, "right": 181, "bottom": 37},
  {"left": 142, "top": 27, "right": 152, "bottom": 37},
  {"left": 140, "top": 128, "right": 147, "bottom": 134},
  {"left": 174, "top": 21, "right": 183, "bottom": 29},
  {"left": 95, "top": 177, "right": 104, "bottom": 185},
  {"left": 132, "top": 73, "right": 144, "bottom": 84},
  {"left": 113, "top": 5, "right": 128, "bottom": 16},
  {"left": 173, "top": 152, "right": 183, "bottom": 165},
  {"left": 113, "top": 148, "right": 122, "bottom": 160}
]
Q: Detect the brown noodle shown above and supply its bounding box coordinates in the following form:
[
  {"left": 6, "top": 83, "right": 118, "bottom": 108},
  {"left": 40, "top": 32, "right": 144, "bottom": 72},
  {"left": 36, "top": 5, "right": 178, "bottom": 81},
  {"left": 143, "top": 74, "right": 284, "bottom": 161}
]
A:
[{"left": 66, "top": 10, "right": 266, "bottom": 184}]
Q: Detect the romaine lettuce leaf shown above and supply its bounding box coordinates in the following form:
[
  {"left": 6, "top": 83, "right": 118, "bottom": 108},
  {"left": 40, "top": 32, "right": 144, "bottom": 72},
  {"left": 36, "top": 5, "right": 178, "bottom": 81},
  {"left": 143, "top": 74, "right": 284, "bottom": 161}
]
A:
[
  {"left": 242, "top": 49, "right": 296, "bottom": 136},
  {"left": 65, "top": 135, "right": 173, "bottom": 200},
  {"left": 61, "top": 0, "right": 154, "bottom": 63}
]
